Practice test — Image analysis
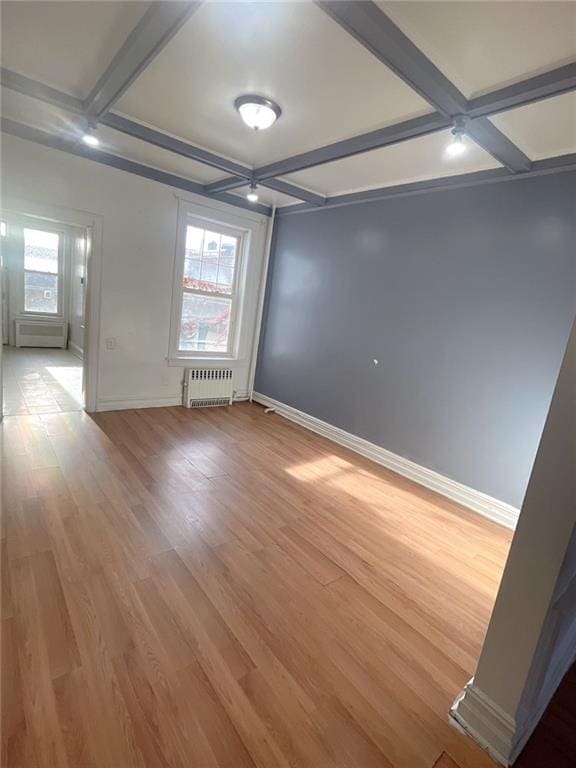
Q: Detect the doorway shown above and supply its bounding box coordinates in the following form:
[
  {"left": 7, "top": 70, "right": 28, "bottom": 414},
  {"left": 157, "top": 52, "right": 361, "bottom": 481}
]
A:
[{"left": 0, "top": 210, "right": 95, "bottom": 417}]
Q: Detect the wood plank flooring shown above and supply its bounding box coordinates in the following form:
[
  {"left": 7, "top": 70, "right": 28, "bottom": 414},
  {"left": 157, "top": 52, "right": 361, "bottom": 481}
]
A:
[{"left": 1, "top": 402, "right": 512, "bottom": 768}]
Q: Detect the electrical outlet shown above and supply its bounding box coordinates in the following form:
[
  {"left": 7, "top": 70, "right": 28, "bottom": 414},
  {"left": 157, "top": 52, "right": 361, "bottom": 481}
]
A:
[{"left": 104, "top": 337, "right": 117, "bottom": 351}]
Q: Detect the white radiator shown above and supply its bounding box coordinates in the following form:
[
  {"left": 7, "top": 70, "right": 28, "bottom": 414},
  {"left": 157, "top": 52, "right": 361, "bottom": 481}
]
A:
[
  {"left": 183, "top": 368, "right": 233, "bottom": 408},
  {"left": 15, "top": 319, "right": 68, "bottom": 349}
]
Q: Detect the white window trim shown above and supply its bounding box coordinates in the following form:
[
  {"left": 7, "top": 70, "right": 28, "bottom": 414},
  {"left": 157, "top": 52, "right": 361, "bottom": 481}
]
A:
[
  {"left": 21, "top": 223, "right": 66, "bottom": 319},
  {"left": 5, "top": 214, "right": 71, "bottom": 324},
  {"left": 168, "top": 201, "right": 264, "bottom": 367}
]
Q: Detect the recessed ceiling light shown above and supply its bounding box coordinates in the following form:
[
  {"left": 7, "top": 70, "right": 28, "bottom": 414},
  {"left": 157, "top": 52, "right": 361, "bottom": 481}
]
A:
[
  {"left": 82, "top": 132, "right": 100, "bottom": 147},
  {"left": 235, "top": 95, "right": 281, "bottom": 131},
  {"left": 246, "top": 184, "right": 259, "bottom": 203}
]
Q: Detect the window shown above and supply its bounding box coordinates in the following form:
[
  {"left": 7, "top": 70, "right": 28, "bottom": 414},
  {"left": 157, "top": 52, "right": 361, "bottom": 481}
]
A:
[
  {"left": 23, "top": 228, "right": 61, "bottom": 314},
  {"left": 169, "top": 202, "right": 266, "bottom": 367},
  {"left": 176, "top": 222, "right": 242, "bottom": 355}
]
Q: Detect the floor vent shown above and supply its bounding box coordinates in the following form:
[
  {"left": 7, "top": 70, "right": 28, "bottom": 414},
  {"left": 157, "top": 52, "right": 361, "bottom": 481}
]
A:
[
  {"left": 183, "top": 368, "right": 233, "bottom": 408},
  {"left": 15, "top": 319, "right": 68, "bottom": 348}
]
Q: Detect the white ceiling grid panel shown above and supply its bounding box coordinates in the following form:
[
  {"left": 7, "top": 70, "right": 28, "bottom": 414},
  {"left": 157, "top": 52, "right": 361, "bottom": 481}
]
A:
[
  {"left": 0, "top": 1, "right": 149, "bottom": 97},
  {"left": 380, "top": 1, "right": 576, "bottom": 98},
  {"left": 114, "top": 1, "right": 432, "bottom": 166},
  {"left": 0, "top": 88, "right": 225, "bottom": 186},
  {"left": 490, "top": 92, "right": 576, "bottom": 161},
  {"left": 285, "top": 129, "right": 500, "bottom": 196}
]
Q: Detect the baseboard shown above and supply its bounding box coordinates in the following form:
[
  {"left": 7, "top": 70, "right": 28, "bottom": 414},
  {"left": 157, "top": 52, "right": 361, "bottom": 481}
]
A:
[
  {"left": 96, "top": 395, "right": 182, "bottom": 412},
  {"left": 450, "top": 681, "right": 516, "bottom": 766},
  {"left": 252, "top": 392, "right": 519, "bottom": 529},
  {"left": 69, "top": 341, "right": 84, "bottom": 360}
]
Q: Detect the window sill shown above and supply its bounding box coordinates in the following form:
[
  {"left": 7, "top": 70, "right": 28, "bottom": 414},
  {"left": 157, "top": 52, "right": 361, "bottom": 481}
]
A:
[{"left": 167, "top": 356, "right": 248, "bottom": 369}]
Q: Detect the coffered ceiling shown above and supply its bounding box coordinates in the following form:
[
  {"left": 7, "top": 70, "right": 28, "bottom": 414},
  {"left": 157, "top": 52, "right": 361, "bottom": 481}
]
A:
[{"left": 1, "top": 1, "right": 575, "bottom": 213}]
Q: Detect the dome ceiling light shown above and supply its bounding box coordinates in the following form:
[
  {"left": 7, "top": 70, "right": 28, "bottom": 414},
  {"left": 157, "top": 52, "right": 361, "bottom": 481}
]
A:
[{"left": 235, "top": 95, "right": 282, "bottom": 131}]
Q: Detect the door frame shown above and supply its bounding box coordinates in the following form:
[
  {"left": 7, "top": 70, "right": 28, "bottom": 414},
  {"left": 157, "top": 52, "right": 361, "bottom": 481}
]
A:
[{"left": 0, "top": 196, "right": 103, "bottom": 413}]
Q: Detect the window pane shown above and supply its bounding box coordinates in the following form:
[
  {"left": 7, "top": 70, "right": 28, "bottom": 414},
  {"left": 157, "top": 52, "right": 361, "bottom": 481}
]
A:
[
  {"left": 184, "top": 257, "right": 201, "bottom": 281},
  {"left": 185, "top": 225, "right": 204, "bottom": 256},
  {"left": 25, "top": 271, "right": 58, "bottom": 313},
  {"left": 183, "top": 224, "right": 238, "bottom": 295},
  {"left": 24, "top": 229, "right": 59, "bottom": 274},
  {"left": 203, "top": 231, "right": 221, "bottom": 256},
  {"left": 179, "top": 293, "right": 232, "bottom": 353}
]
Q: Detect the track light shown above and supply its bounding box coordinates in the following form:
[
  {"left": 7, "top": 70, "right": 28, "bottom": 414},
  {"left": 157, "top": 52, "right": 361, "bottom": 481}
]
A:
[
  {"left": 82, "top": 131, "right": 100, "bottom": 147},
  {"left": 446, "top": 132, "right": 466, "bottom": 157},
  {"left": 246, "top": 184, "right": 259, "bottom": 203},
  {"left": 446, "top": 116, "right": 468, "bottom": 158}
]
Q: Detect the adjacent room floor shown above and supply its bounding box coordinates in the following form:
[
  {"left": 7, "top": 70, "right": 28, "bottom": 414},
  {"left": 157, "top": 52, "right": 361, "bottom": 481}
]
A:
[
  {"left": 2, "top": 402, "right": 513, "bottom": 768},
  {"left": 2, "top": 346, "right": 83, "bottom": 416}
]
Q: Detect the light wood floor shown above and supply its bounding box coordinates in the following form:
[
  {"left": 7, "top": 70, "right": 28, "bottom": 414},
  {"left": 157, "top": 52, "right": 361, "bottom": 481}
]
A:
[{"left": 2, "top": 402, "right": 512, "bottom": 768}]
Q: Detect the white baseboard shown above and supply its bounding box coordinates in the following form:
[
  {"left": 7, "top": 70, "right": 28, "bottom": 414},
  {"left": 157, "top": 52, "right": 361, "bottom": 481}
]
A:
[
  {"left": 252, "top": 392, "right": 519, "bottom": 529},
  {"left": 97, "top": 392, "right": 252, "bottom": 412},
  {"left": 96, "top": 395, "right": 182, "bottom": 412},
  {"left": 450, "top": 681, "right": 516, "bottom": 766},
  {"left": 69, "top": 341, "right": 84, "bottom": 360}
]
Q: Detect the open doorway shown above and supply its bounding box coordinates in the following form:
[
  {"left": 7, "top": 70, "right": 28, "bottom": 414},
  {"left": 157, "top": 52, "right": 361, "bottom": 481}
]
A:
[{"left": 1, "top": 213, "right": 89, "bottom": 416}]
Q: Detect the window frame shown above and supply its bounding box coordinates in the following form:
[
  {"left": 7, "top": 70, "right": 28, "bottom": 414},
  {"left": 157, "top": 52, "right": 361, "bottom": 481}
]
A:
[
  {"left": 169, "top": 210, "right": 249, "bottom": 363},
  {"left": 21, "top": 224, "right": 65, "bottom": 318}
]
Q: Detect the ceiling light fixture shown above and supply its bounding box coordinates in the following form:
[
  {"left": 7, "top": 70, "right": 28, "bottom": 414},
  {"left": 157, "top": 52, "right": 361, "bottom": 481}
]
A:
[
  {"left": 446, "top": 116, "right": 467, "bottom": 158},
  {"left": 246, "top": 183, "right": 259, "bottom": 203},
  {"left": 235, "top": 95, "right": 281, "bottom": 131},
  {"left": 82, "top": 131, "right": 100, "bottom": 147}
]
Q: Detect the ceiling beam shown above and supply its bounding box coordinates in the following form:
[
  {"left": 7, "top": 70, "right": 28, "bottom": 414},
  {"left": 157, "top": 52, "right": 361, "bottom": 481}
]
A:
[
  {"left": 205, "top": 175, "right": 327, "bottom": 205},
  {"left": 85, "top": 1, "right": 202, "bottom": 118},
  {"left": 0, "top": 118, "right": 272, "bottom": 217},
  {"left": 316, "top": 0, "right": 467, "bottom": 117},
  {"left": 465, "top": 119, "right": 532, "bottom": 172},
  {"left": 3, "top": 45, "right": 574, "bottom": 195},
  {"left": 467, "top": 62, "right": 576, "bottom": 119},
  {"left": 255, "top": 112, "right": 451, "bottom": 180},
  {"left": 205, "top": 176, "right": 248, "bottom": 194},
  {"left": 260, "top": 178, "right": 326, "bottom": 206},
  {"left": 0, "top": 67, "right": 85, "bottom": 114},
  {"left": 102, "top": 114, "right": 325, "bottom": 204},
  {"left": 101, "top": 112, "right": 253, "bottom": 178},
  {"left": 3, "top": 61, "right": 571, "bottom": 178},
  {"left": 277, "top": 153, "right": 576, "bottom": 216},
  {"left": 314, "top": 1, "right": 532, "bottom": 173}
]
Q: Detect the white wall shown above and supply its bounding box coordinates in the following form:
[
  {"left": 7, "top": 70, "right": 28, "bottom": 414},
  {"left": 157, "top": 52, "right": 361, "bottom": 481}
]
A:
[
  {"left": 452, "top": 318, "right": 576, "bottom": 765},
  {"left": 1, "top": 133, "right": 269, "bottom": 410}
]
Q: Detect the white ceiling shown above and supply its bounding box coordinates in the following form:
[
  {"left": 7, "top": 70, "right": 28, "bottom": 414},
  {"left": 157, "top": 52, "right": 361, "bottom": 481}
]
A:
[
  {"left": 0, "top": 1, "right": 149, "bottom": 97},
  {"left": 490, "top": 92, "right": 576, "bottom": 161},
  {"left": 0, "top": 88, "right": 224, "bottom": 185},
  {"left": 381, "top": 1, "right": 576, "bottom": 98},
  {"left": 231, "top": 185, "right": 298, "bottom": 208},
  {"left": 114, "top": 1, "right": 431, "bottom": 166},
  {"left": 285, "top": 129, "right": 500, "bottom": 196},
  {"left": 1, "top": 1, "right": 575, "bottom": 207}
]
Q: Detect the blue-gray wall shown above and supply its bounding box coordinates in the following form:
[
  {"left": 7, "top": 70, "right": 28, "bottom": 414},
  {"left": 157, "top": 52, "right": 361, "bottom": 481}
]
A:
[{"left": 255, "top": 172, "right": 576, "bottom": 508}]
